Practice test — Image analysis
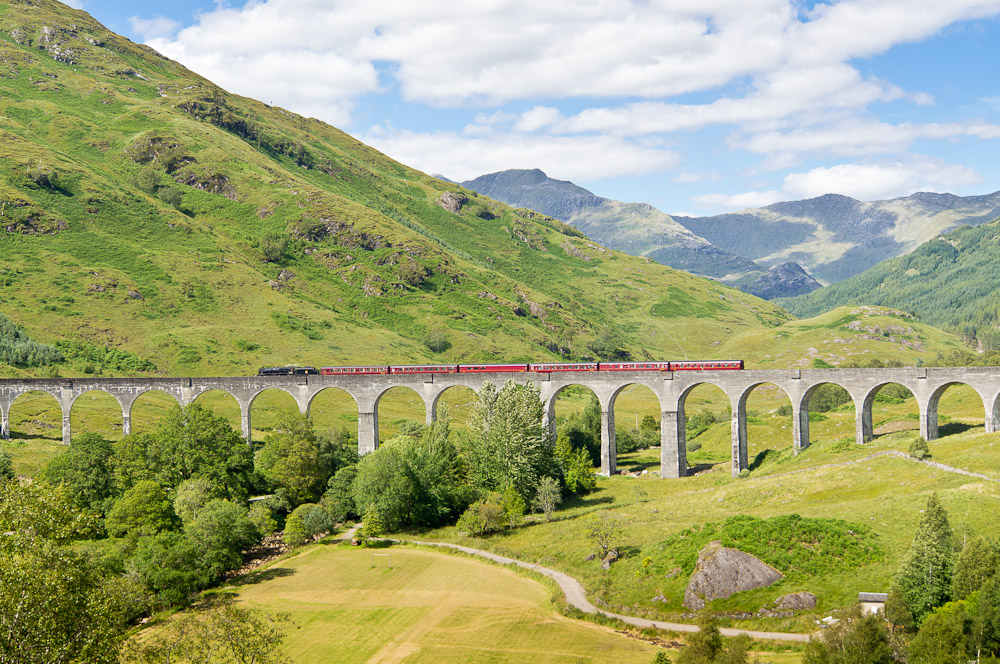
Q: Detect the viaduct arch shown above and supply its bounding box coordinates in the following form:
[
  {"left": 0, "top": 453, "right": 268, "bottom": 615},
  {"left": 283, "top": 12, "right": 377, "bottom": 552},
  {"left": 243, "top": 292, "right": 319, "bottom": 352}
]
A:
[{"left": 2, "top": 367, "right": 998, "bottom": 478}]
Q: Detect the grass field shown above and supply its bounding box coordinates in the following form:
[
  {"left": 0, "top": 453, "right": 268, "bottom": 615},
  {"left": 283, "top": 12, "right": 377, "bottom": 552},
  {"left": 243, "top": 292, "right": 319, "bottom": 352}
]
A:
[{"left": 228, "top": 543, "right": 663, "bottom": 664}]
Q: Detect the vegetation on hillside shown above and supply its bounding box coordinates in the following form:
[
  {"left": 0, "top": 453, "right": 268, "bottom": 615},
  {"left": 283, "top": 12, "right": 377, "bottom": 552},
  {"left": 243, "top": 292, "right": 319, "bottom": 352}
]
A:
[
  {"left": 781, "top": 220, "right": 1000, "bottom": 349},
  {"left": 0, "top": 0, "right": 795, "bottom": 378}
]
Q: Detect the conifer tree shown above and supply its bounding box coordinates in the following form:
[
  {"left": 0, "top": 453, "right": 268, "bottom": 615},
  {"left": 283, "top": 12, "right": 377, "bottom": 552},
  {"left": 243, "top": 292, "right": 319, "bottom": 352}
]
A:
[
  {"left": 952, "top": 536, "right": 999, "bottom": 601},
  {"left": 892, "top": 493, "right": 954, "bottom": 623}
]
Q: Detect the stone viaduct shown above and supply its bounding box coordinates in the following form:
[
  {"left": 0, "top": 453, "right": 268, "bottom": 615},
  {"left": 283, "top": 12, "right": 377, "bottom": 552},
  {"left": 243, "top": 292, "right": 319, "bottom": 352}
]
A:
[{"left": 1, "top": 367, "right": 999, "bottom": 478}]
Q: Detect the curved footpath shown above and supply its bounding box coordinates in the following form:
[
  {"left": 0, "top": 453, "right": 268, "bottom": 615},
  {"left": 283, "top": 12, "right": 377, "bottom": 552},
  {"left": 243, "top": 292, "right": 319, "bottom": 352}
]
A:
[{"left": 389, "top": 537, "right": 813, "bottom": 643}]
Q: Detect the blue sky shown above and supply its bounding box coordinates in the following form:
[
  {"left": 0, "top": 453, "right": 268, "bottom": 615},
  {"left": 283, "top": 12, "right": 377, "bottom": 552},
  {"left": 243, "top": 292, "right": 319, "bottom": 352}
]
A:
[{"left": 70, "top": 0, "right": 1000, "bottom": 216}]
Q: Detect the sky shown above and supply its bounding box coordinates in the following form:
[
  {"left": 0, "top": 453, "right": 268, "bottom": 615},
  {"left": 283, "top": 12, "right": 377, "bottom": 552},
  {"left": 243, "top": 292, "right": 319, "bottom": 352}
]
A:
[{"left": 67, "top": 0, "right": 1000, "bottom": 217}]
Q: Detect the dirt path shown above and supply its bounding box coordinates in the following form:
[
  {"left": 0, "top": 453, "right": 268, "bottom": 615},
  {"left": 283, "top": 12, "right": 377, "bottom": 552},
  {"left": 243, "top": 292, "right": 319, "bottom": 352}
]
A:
[{"left": 387, "top": 538, "right": 813, "bottom": 643}]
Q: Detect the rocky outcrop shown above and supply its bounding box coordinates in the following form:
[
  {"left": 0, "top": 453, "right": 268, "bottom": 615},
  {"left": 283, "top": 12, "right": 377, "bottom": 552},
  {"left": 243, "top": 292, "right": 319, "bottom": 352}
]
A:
[
  {"left": 683, "top": 541, "right": 783, "bottom": 610},
  {"left": 744, "top": 262, "right": 821, "bottom": 300},
  {"left": 773, "top": 591, "right": 816, "bottom": 611}
]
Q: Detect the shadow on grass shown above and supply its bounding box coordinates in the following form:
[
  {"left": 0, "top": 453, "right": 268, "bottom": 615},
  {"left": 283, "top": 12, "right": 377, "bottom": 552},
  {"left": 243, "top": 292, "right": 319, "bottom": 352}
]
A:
[
  {"left": 9, "top": 429, "right": 62, "bottom": 443},
  {"left": 561, "top": 494, "right": 614, "bottom": 510},
  {"left": 230, "top": 567, "right": 295, "bottom": 587},
  {"left": 749, "top": 448, "right": 782, "bottom": 472},
  {"left": 686, "top": 462, "right": 721, "bottom": 475},
  {"left": 938, "top": 422, "right": 980, "bottom": 437}
]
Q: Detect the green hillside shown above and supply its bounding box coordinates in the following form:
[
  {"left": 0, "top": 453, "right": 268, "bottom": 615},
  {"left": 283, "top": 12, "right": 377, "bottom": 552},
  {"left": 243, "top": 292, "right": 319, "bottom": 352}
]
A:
[
  {"left": 0, "top": 0, "right": 800, "bottom": 378},
  {"left": 780, "top": 220, "right": 1000, "bottom": 349}
]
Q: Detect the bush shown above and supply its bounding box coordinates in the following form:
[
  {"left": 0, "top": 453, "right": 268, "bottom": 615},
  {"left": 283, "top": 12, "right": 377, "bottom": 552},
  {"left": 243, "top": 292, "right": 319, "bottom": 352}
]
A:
[
  {"left": 132, "top": 531, "right": 209, "bottom": 606},
  {"left": 0, "top": 446, "right": 11, "bottom": 482},
  {"left": 283, "top": 503, "right": 332, "bottom": 547},
  {"left": 456, "top": 495, "right": 505, "bottom": 536},
  {"left": 909, "top": 437, "right": 930, "bottom": 459},
  {"left": 184, "top": 499, "right": 258, "bottom": 579}
]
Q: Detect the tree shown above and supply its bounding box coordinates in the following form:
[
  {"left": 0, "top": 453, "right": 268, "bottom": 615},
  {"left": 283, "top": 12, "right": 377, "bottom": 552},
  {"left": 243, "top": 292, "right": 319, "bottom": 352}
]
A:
[
  {"left": 909, "top": 437, "right": 931, "bottom": 460},
  {"left": 587, "top": 511, "right": 623, "bottom": 559},
  {"left": 323, "top": 464, "right": 358, "bottom": 523},
  {"left": 803, "top": 605, "right": 893, "bottom": 664},
  {"left": 105, "top": 480, "right": 179, "bottom": 538},
  {"left": 111, "top": 432, "right": 156, "bottom": 493},
  {"left": 157, "top": 186, "right": 183, "bottom": 210},
  {"left": 173, "top": 477, "right": 222, "bottom": 525},
  {"left": 260, "top": 233, "right": 289, "bottom": 263},
  {"left": 501, "top": 484, "right": 526, "bottom": 529},
  {"left": 532, "top": 476, "right": 562, "bottom": 522},
  {"left": 283, "top": 502, "right": 332, "bottom": 547},
  {"left": 131, "top": 531, "right": 210, "bottom": 607},
  {"left": 465, "top": 380, "right": 556, "bottom": 502},
  {"left": 362, "top": 506, "right": 384, "bottom": 540},
  {"left": 43, "top": 432, "right": 117, "bottom": 514},
  {"left": 952, "top": 536, "right": 999, "bottom": 601},
  {"left": 149, "top": 404, "right": 255, "bottom": 501},
  {"left": 456, "top": 495, "right": 505, "bottom": 536},
  {"left": 184, "top": 499, "right": 258, "bottom": 579},
  {"left": 256, "top": 412, "right": 329, "bottom": 508},
  {"left": 0, "top": 480, "right": 132, "bottom": 663},
  {"left": 908, "top": 601, "right": 972, "bottom": 664},
  {"left": 676, "top": 611, "right": 723, "bottom": 664},
  {"left": 556, "top": 434, "right": 596, "bottom": 495},
  {"left": 352, "top": 418, "right": 466, "bottom": 532},
  {"left": 125, "top": 596, "right": 292, "bottom": 664},
  {"left": 893, "top": 493, "right": 954, "bottom": 622}
]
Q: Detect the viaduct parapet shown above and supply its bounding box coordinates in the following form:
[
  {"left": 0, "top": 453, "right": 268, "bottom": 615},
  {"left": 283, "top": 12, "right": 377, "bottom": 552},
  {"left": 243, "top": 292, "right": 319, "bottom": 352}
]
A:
[{"left": 2, "top": 367, "right": 998, "bottom": 478}]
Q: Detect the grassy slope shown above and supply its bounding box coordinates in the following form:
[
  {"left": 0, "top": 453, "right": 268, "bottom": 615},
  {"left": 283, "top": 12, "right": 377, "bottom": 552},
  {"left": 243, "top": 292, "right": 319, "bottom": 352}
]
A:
[{"left": 0, "top": 0, "right": 797, "bottom": 380}]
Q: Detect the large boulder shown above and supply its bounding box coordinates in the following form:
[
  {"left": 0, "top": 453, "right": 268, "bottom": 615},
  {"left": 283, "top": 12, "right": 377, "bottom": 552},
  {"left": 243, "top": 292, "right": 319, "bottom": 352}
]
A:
[
  {"left": 774, "top": 591, "right": 817, "bottom": 611},
  {"left": 683, "top": 541, "right": 783, "bottom": 610}
]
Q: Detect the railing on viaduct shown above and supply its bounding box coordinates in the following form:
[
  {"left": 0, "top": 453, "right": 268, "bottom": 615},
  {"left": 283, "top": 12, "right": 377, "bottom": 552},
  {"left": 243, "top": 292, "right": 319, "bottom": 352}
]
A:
[{"left": 2, "top": 367, "right": 998, "bottom": 478}]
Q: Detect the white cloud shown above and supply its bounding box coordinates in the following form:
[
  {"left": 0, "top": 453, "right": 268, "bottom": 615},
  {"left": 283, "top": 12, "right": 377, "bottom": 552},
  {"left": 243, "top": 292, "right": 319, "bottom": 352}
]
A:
[
  {"left": 143, "top": 0, "right": 1000, "bottom": 110},
  {"left": 671, "top": 171, "right": 723, "bottom": 184},
  {"left": 129, "top": 15, "right": 181, "bottom": 40},
  {"left": 692, "top": 190, "right": 785, "bottom": 210},
  {"left": 694, "top": 157, "right": 983, "bottom": 211},
  {"left": 782, "top": 159, "right": 982, "bottom": 200},
  {"left": 358, "top": 128, "right": 680, "bottom": 183},
  {"left": 733, "top": 119, "right": 1000, "bottom": 163},
  {"left": 514, "top": 107, "right": 562, "bottom": 133}
]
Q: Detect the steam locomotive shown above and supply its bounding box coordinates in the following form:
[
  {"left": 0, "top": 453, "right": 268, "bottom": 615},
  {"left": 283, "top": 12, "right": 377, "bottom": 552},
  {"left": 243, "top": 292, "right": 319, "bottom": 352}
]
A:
[{"left": 256, "top": 360, "right": 743, "bottom": 376}]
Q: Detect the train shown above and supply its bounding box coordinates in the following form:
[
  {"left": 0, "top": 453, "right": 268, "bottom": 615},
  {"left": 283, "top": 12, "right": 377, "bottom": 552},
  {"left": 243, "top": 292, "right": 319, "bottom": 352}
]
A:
[{"left": 256, "top": 360, "right": 743, "bottom": 376}]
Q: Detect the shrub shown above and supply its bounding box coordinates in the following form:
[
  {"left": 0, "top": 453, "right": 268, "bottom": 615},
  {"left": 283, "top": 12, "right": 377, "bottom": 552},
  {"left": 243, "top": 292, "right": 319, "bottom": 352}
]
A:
[
  {"left": 909, "top": 437, "right": 930, "bottom": 459},
  {"left": 532, "top": 476, "right": 562, "bottom": 522},
  {"left": 456, "top": 495, "right": 505, "bottom": 536},
  {"left": 283, "top": 503, "right": 332, "bottom": 547},
  {"left": 0, "top": 446, "right": 11, "bottom": 482}
]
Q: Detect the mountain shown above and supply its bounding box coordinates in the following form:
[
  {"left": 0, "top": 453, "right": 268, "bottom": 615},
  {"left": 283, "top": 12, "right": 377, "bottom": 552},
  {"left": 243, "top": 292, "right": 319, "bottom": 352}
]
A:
[
  {"left": 733, "top": 262, "right": 822, "bottom": 300},
  {"left": 460, "top": 169, "right": 803, "bottom": 293},
  {"left": 463, "top": 170, "right": 1000, "bottom": 296},
  {"left": 675, "top": 191, "right": 1000, "bottom": 284},
  {"left": 778, "top": 220, "right": 1000, "bottom": 349},
  {"left": 0, "top": 0, "right": 801, "bottom": 378}
]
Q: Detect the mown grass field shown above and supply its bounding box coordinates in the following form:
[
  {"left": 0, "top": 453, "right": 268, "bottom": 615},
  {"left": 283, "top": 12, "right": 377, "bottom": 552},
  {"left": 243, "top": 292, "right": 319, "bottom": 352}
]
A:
[{"left": 228, "top": 543, "right": 663, "bottom": 664}]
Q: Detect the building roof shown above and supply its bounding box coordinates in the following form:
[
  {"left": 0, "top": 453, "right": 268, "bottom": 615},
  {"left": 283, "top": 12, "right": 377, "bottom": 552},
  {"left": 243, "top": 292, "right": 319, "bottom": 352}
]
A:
[{"left": 859, "top": 592, "right": 888, "bottom": 602}]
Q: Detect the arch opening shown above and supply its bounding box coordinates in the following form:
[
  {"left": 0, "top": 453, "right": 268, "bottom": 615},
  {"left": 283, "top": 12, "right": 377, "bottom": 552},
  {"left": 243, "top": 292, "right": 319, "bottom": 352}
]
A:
[
  {"left": 928, "top": 382, "right": 984, "bottom": 440},
  {"left": 735, "top": 382, "right": 793, "bottom": 476},
  {"left": 861, "top": 382, "right": 917, "bottom": 442},
  {"left": 431, "top": 385, "right": 478, "bottom": 432},
  {"left": 191, "top": 389, "right": 242, "bottom": 432},
  {"left": 678, "top": 383, "right": 731, "bottom": 475},
  {"left": 249, "top": 388, "right": 300, "bottom": 439},
  {"left": 375, "top": 386, "right": 427, "bottom": 443},
  {"left": 69, "top": 389, "right": 124, "bottom": 441},
  {"left": 611, "top": 383, "right": 662, "bottom": 474},
  {"left": 801, "top": 382, "right": 857, "bottom": 448},
  {"left": 7, "top": 390, "right": 64, "bottom": 476},
  {"left": 549, "top": 384, "right": 602, "bottom": 475},
  {"left": 128, "top": 389, "right": 182, "bottom": 436}
]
